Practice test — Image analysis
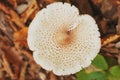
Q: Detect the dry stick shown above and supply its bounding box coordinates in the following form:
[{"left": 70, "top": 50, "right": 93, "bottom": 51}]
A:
[
  {"left": 0, "top": 2, "right": 16, "bottom": 32},
  {"left": 2, "top": 46, "right": 22, "bottom": 67},
  {"left": 2, "top": 54, "right": 14, "bottom": 79},
  {"left": 39, "top": 72, "right": 46, "bottom": 80},
  {"left": 6, "top": 18, "right": 17, "bottom": 32},
  {"left": 0, "top": 48, "right": 4, "bottom": 57},
  {"left": 0, "top": 2, "right": 26, "bottom": 29},
  {"left": 21, "top": 51, "right": 34, "bottom": 62},
  {"left": 0, "top": 2, "right": 29, "bottom": 48},
  {"left": 101, "top": 34, "right": 120, "bottom": 47},
  {"left": 0, "top": 11, "right": 14, "bottom": 44},
  {"left": 19, "top": 62, "right": 28, "bottom": 80},
  {"left": 0, "top": 58, "right": 4, "bottom": 72},
  {"left": 8, "top": 9, "right": 26, "bottom": 28},
  {"left": 0, "top": 62, "right": 4, "bottom": 80},
  {"left": 21, "top": 0, "right": 39, "bottom": 23},
  {"left": 1, "top": 46, "right": 23, "bottom": 79},
  {"left": 0, "top": 3, "right": 9, "bottom": 14},
  {"left": 0, "top": 59, "right": 3, "bottom": 69}
]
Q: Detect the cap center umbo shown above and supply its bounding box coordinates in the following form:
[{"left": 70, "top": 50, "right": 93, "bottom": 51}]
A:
[{"left": 55, "top": 28, "right": 75, "bottom": 46}]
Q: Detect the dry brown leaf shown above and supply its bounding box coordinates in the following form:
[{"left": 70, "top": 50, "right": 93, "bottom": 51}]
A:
[
  {"left": 100, "top": 18, "right": 108, "bottom": 34},
  {"left": 7, "top": 18, "right": 18, "bottom": 32},
  {"left": 50, "top": 72, "right": 57, "bottom": 80},
  {"left": 92, "top": 0, "right": 103, "bottom": 4},
  {"left": 0, "top": 67, "right": 5, "bottom": 80},
  {"left": 44, "top": 0, "right": 70, "bottom": 4},
  {"left": 28, "top": 62, "right": 41, "bottom": 79},
  {"left": 7, "top": 9, "right": 26, "bottom": 28},
  {"left": 0, "top": 3, "right": 9, "bottom": 14},
  {"left": 109, "top": 0, "right": 120, "bottom": 6},
  {"left": 101, "top": 34, "right": 120, "bottom": 47},
  {"left": 13, "top": 27, "right": 28, "bottom": 48},
  {"left": 116, "top": 6, "right": 120, "bottom": 34},
  {"left": 7, "top": 0, "right": 17, "bottom": 7},
  {"left": 13, "top": 27, "right": 28, "bottom": 40},
  {"left": 101, "top": 47, "right": 120, "bottom": 54},
  {"left": 21, "top": 50, "right": 34, "bottom": 62},
  {"left": 101, "top": 0, "right": 113, "bottom": 14},
  {"left": 1, "top": 46, "right": 22, "bottom": 79},
  {"left": 45, "top": 0, "right": 59, "bottom": 5},
  {"left": 71, "top": 0, "right": 93, "bottom": 15}
]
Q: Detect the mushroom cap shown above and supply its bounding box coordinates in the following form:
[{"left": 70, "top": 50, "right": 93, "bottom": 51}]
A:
[{"left": 27, "top": 2, "right": 101, "bottom": 75}]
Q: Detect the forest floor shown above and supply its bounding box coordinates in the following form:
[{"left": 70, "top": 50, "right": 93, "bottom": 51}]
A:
[{"left": 0, "top": 0, "right": 120, "bottom": 80}]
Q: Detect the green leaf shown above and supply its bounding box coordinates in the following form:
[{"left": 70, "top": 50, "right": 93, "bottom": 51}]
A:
[
  {"left": 105, "top": 56, "right": 118, "bottom": 67},
  {"left": 92, "top": 54, "right": 108, "bottom": 70},
  {"left": 76, "top": 70, "right": 107, "bottom": 80},
  {"left": 88, "top": 71, "right": 107, "bottom": 80},
  {"left": 107, "top": 73, "right": 120, "bottom": 80},
  {"left": 76, "top": 70, "right": 90, "bottom": 80},
  {"left": 109, "top": 65, "right": 120, "bottom": 77}
]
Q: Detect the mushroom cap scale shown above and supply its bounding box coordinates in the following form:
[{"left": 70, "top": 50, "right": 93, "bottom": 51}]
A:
[{"left": 27, "top": 2, "right": 101, "bottom": 75}]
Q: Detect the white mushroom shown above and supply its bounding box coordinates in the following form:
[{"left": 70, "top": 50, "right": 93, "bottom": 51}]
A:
[{"left": 27, "top": 2, "right": 101, "bottom": 75}]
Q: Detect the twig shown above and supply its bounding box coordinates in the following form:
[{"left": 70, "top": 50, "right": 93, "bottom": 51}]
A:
[
  {"left": 0, "top": 2, "right": 27, "bottom": 31},
  {"left": 19, "top": 62, "right": 28, "bottom": 80},
  {"left": 7, "top": 9, "right": 26, "bottom": 28},
  {"left": 0, "top": 3, "right": 9, "bottom": 14},
  {"left": 39, "top": 72, "right": 46, "bottom": 80},
  {"left": 21, "top": 0, "right": 39, "bottom": 23},
  {"left": 2, "top": 54, "right": 14, "bottom": 79},
  {"left": 21, "top": 51, "right": 34, "bottom": 62},
  {"left": 101, "top": 34, "right": 120, "bottom": 47}
]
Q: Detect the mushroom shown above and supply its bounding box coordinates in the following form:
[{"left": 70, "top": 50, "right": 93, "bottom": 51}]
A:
[{"left": 27, "top": 2, "right": 101, "bottom": 75}]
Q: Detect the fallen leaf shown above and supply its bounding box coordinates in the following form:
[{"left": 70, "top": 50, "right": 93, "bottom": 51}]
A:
[
  {"left": 92, "top": 0, "right": 103, "bottom": 4},
  {"left": 13, "top": 27, "right": 28, "bottom": 48},
  {"left": 7, "top": 0, "right": 17, "bottom": 8},
  {"left": 70, "top": 0, "right": 93, "bottom": 15},
  {"left": 50, "top": 72, "right": 57, "bottom": 80},
  {"left": 101, "top": 34, "right": 120, "bottom": 47}
]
